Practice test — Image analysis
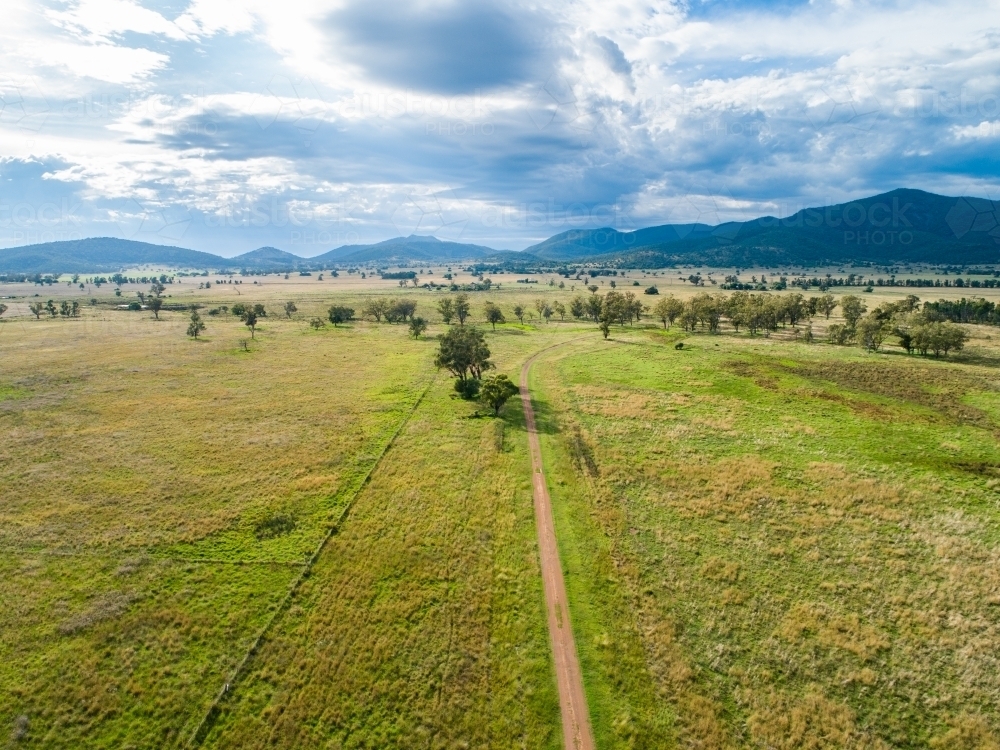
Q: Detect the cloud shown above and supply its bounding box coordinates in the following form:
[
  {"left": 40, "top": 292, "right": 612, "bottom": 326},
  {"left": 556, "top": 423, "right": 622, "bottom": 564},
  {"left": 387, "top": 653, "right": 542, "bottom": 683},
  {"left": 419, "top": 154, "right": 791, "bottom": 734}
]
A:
[
  {"left": 45, "top": 0, "right": 189, "bottom": 42},
  {"left": 324, "top": 0, "right": 554, "bottom": 94}
]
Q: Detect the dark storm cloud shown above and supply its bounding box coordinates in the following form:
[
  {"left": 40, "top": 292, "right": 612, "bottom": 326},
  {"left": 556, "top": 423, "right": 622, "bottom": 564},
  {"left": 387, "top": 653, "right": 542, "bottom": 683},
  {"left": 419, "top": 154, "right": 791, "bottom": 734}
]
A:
[{"left": 325, "top": 0, "right": 554, "bottom": 94}]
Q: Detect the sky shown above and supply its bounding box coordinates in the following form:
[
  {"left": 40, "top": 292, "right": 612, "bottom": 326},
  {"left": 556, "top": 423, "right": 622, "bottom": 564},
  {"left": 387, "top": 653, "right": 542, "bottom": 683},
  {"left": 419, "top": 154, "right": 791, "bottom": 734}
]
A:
[{"left": 0, "top": 0, "right": 999, "bottom": 256}]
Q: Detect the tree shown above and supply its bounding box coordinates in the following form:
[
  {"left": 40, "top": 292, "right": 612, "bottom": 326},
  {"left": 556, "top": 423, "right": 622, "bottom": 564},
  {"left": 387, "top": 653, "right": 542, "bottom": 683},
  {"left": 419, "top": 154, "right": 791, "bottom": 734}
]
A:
[
  {"left": 541, "top": 304, "right": 553, "bottom": 323},
  {"left": 479, "top": 374, "right": 520, "bottom": 416},
  {"left": 187, "top": 310, "right": 206, "bottom": 339},
  {"left": 437, "top": 297, "right": 455, "bottom": 324},
  {"left": 939, "top": 322, "right": 969, "bottom": 356},
  {"left": 284, "top": 301, "right": 297, "bottom": 318},
  {"left": 914, "top": 321, "right": 968, "bottom": 357},
  {"left": 149, "top": 297, "right": 163, "bottom": 320},
  {"left": 585, "top": 294, "right": 603, "bottom": 322},
  {"left": 513, "top": 304, "right": 525, "bottom": 323},
  {"left": 599, "top": 320, "right": 610, "bottom": 339},
  {"left": 389, "top": 298, "right": 417, "bottom": 322},
  {"left": 817, "top": 294, "right": 837, "bottom": 319},
  {"left": 409, "top": 316, "right": 427, "bottom": 339},
  {"left": 59, "top": 301, "right": 70, "bottom": 317},
  {"left": 857, "top": 313, "right": 891, "bottom": 352},
  {"left": 309, "top": 317, "right": 325, "bottom": 329},
  {"left": 29, "top": 302, "right": 43, "bottom": 319},
  {"left": 242, "top": 308, "right": 258, "bottom": 338},
  {"left": 362, "top": 298, "right": 389, "bottom": 322},
  {"left": 435, "top": 326, "right": 492, "bottom": 382},
  {"left": 553, "top": 301, "right": 566, "bottom": 321},
  {"left": 840, "top": 295, "right": 866, "bottom": 328},
  {"left": 783, "top": 293, "right": 806, "bottom": 326},
  {"left": 328, "top": 305, "right": 355, "bottom": 326},
  {"left": 653, "top": 296, "right": 684, "bottom": 329},
  {"left": 0, "top": 303, "right": 7, "bottom": 319},
  {"left": 483, "top": 301, "right": 505, "bottom": 330},
  {"left": 454, "top": 293, "right": 471, "bottom": 325},
  {"left": 45, "top": 300, "right": 57, "bottom": 317},
  {"left": 569, "top": 297, "right": 584, "bottom": 320}
]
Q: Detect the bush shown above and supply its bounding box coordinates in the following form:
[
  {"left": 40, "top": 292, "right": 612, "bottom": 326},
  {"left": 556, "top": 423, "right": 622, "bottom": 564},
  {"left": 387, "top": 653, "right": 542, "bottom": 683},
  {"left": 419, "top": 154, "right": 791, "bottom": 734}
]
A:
[
  {"left": 328, "top": 305, "right": 355, "bottom": 326},
  {"left": 644, "top": 285, "right": 659, "bottom": 295},
  {"left": 827, "top": 323, "right": 853, "bottom": 345},
  {"left": 454, "top": 378, "right": 481, "bottom": 400}
]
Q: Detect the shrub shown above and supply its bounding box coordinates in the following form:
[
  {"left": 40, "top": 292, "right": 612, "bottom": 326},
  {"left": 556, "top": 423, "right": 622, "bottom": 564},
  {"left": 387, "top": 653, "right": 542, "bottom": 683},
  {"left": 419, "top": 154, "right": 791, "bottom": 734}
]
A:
[
  {"left": 827, "top": 323, "right": 852, "bottom": 345},
  {"left": 454, "top": 378, "right": 481, "bottom": 400},
  {"left": 328, "top": 305, "right": 355, "bottom": 326}
]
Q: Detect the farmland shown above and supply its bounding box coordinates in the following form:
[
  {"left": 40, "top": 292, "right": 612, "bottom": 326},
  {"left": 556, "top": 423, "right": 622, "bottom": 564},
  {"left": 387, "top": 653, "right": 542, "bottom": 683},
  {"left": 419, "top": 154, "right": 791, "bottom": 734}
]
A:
[{"left": 3, "top": 273, "right": 1000, "bottom": 748}]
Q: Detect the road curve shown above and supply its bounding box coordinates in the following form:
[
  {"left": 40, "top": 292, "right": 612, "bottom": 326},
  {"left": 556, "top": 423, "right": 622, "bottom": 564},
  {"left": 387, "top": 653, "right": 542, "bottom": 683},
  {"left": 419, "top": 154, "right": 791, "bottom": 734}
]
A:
[{"left": 520, "top": 351, "right": 595, "bottom": 750}]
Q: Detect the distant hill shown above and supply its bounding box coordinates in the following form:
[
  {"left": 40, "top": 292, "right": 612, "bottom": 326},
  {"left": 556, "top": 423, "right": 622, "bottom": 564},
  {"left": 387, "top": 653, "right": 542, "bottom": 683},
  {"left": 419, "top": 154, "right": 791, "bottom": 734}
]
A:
[
  {"left": 3, "top": 190, "right": 996, "bottom": 273},
  {"left": 0, "top": 235, "right": 495, "bottom": 274},
  {"left": 0, "top": 238, "right": 225, "bottom": 274},
  {"left": 526, "top": 224, "right": 718, "bottom": 261},
  {"left": 524, "top": 189, "right": 1000, "bottom": 267},
  {"left": 226, "top": 246, "right": 311, "bottom": 271},
  {"left": 313, "top": 235, "right": 493, "bottom": 264}
]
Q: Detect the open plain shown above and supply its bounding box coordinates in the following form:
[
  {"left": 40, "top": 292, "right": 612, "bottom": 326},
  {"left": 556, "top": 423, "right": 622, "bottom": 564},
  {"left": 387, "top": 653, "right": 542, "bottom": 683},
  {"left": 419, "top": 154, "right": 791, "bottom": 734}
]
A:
[{"left": 3, "top": 273, "right": 1000, "bottom": 749}]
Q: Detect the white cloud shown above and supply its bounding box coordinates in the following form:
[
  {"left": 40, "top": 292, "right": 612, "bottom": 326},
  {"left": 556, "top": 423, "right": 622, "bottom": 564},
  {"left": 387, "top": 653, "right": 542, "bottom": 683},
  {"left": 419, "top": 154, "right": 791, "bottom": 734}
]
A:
[
  {"left": 46, "top": 0, "right": 189, "bottom": 42},
  {"left": 953, "top": 121, "right": 1000, "bottom": 139}
]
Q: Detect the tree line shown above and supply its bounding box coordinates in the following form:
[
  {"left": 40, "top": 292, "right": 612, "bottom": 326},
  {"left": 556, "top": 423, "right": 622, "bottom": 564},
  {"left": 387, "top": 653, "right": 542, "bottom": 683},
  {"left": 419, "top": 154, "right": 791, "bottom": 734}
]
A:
[{"left": 598, "top": 290, "right": 970, "bottom": 358}]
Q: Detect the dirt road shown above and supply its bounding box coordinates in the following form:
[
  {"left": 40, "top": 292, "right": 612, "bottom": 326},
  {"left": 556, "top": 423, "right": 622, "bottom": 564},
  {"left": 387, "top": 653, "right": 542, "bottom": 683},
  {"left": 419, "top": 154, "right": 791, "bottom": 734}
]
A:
[{"left": 520, "top": 352, "right": 595, "bottom": 750}]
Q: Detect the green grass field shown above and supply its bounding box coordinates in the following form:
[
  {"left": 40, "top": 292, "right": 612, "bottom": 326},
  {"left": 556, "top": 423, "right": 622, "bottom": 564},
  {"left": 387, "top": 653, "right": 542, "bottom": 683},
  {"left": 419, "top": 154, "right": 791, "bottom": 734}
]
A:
[
  {"left": 532, "top": 331, "right": 1000, "bottom": 749},
  {"left": 3, "top": 283, "right": 1000, "bottom": 748}
]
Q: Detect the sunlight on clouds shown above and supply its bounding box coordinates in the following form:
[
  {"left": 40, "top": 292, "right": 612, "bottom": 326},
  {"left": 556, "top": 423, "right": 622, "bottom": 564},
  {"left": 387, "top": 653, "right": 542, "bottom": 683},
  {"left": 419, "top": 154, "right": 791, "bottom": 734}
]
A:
[
  {"left": 46, "top": 0, "right": 189, "bottom": 42},
  {"left": 37, "top": 41, "right": 169, "bottom": 84},
  {"left": 175, "top": 0, "right": 258, "bottom": 37}
]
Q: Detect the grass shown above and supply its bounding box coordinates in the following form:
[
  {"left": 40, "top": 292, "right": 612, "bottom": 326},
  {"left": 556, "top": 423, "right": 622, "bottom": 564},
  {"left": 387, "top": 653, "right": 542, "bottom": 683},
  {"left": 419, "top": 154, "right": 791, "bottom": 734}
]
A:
[
  {"left": 0, "top": 307, "right": 436, "bottom": 746},
  {"left": 199, "top": 372, "right": 562, "bottom": 749},
  {"left": 532, "top": 329, "right": 1000, "bottom": 749},
  {"left": 5, "top": 281, "right": 1000, "bottom": 748}
]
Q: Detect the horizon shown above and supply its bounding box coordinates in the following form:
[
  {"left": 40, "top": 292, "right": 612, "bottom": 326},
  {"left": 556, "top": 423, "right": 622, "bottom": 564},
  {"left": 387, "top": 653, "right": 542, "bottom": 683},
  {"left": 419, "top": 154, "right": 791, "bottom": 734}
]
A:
[{"left": 2, "top": 186, "right": 970, "bottom": 260}]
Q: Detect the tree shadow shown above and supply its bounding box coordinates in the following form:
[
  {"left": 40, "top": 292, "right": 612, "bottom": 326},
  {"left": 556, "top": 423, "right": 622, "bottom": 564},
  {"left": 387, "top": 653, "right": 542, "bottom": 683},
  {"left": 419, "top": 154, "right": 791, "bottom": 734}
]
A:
[{"left": 522, "top": 393, "right": 562, "bottom": 436}]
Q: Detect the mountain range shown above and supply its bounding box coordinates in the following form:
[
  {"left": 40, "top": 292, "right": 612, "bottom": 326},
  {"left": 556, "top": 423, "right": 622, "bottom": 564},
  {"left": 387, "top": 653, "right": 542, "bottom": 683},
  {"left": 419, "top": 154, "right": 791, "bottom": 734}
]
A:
[
  {"left": 1, "top": 189, "right": 997, "bottom": 274},
  {"left": 523, "top": 189, "right": 1000, "bottom": 267}
]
